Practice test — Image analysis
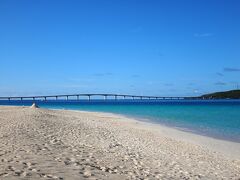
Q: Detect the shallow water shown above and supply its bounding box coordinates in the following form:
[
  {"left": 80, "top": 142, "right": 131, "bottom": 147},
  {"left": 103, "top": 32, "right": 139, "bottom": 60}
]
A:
[{"left": 1, "top": 100, "right": 240, "bottom": 142}]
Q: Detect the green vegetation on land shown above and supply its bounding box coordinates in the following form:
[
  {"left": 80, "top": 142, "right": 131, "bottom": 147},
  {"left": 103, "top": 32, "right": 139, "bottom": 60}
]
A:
[{"left": 201, "top": 90, "right": 240, "bottom": 99}]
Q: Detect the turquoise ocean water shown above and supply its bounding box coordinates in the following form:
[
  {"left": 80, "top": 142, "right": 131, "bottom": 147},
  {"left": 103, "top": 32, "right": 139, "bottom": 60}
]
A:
[{"left": 0, "top": 100, "right": 240, "bottom": 143}]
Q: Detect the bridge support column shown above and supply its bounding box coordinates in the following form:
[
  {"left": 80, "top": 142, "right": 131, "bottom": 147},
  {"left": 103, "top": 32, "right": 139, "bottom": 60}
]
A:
[
  {"left": 88, "top": 95, "right": 91, "bottom": 101},
  {"left": 56, "top": 96, "right": 58, "bottom": 100},
  {"left": 104, "top": 96, "right": 107, "bottom": 100},
  {"left": 44, "top": 97, "right": 47, "bottom": 101},
  {"left": 77, "top": 95, "right": 79, "bottom": 101},
  {"left": 115, "top": 95, "right": 117, "bottom": 100}
]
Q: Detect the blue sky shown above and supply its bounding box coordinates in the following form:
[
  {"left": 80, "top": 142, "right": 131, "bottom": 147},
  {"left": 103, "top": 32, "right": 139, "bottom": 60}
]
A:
[{"left": 0, "top": 0, "right": 240, "bottom": 96}]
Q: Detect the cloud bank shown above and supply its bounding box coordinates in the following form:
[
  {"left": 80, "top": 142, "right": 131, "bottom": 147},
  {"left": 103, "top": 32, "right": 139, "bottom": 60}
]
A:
[{"left": 224, "top": 68, "right": 240, "bottom": 72}]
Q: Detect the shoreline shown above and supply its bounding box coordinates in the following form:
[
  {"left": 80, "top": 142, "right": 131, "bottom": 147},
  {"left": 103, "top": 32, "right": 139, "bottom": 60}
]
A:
[
  {"left": 84, "top": 109, "right": 240, "bottom": 144},
  {"left": 1, "top": 105, "right": 240, "bottom": 159},
  {"left": 0, "top": 106, "right": 239, "bottom": 179},
  {"left": 0, "top": 101, "right": 240, "bottom": 143},
  {"left": 2, "top": 102, "right": 240, "bottom": 143},
  {"left": 56, "top": 108, "right": 240, "bottom": 160}
]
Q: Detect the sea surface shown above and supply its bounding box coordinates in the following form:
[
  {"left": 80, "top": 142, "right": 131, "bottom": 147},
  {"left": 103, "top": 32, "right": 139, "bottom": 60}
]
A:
[{"left": 1, "top": 100, "right": 240, "bottom": 143}]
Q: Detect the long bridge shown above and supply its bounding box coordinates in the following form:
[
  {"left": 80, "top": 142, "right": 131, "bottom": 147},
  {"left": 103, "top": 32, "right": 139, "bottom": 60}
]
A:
[{"left": 0, "top": 93, "right": 202, "bottom": 101}]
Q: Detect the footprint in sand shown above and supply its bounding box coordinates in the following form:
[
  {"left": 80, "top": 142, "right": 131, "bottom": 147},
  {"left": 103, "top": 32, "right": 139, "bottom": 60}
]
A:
[{"left": 0, "top": 172, "right": 9, "bottom": 177}]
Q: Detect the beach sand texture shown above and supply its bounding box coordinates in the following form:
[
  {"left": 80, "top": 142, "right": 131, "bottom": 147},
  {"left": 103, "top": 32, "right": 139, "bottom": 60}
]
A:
[{"left": 0, "top": 106, "right": 239, "bottom": 179}]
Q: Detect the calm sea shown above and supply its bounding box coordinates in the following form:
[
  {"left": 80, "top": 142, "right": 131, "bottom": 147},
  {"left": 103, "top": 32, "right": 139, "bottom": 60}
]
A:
[{"left": 1, "top": 100, "right": 240, "bottom": 143}]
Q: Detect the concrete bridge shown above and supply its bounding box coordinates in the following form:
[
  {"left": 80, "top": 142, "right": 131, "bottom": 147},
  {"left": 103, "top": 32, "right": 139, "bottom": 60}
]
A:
[{"left": 0, "top": 93, "right": 201, "bottom": 101}]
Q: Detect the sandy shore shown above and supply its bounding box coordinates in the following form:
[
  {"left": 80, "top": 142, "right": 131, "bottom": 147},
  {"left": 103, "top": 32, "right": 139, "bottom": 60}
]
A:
[{"left": 0, "top": 106, "right": 239, "bottom": 179}]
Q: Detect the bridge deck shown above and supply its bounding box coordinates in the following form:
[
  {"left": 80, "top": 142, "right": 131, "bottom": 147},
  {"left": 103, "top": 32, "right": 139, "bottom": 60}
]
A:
[{"left": 0, "top": 93, "right": 201, "bottom": 101}]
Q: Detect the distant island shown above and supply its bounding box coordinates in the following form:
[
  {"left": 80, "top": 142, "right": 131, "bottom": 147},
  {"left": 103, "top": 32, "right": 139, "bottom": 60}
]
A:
[{"left": 201, "top": 90, "right": 240, "bottom": 99}]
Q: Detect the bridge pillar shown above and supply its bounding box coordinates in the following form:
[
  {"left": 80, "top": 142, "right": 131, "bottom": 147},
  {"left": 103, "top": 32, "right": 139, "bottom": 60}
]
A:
[
  {"left": 115, "top": 95, "right": 117, "bottom": 100},
  {"left": 88, "top": 95, "right": 91, "bottom": 101},
  {"left": 8, "top": 98, "right": 10, "bottom": 101},
  {"left": 21, "top": 97, "right": 23, "bottom": 101},
  {"left": 56, "top": 96, "right": 58, "bottom": 100},
  {"left": 77, "top": 95, "right": 79, "bottom": 101},
  {"left": 44, "top": 97, "right": 47, "bottom": 101}
]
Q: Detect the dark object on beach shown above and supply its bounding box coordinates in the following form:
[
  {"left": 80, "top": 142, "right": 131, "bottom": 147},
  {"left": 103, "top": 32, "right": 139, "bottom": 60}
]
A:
[
  {"left": 30, "top": 103, "right": 39, "bottom": 108},
  {"left": 201, "top": 90, "right": 240, "bottom": 99}
]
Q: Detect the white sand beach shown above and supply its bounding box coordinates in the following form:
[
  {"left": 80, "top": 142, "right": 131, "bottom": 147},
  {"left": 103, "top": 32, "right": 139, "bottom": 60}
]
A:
[{"left": 0, "top": 106, "right": 239, "bottom": 179}]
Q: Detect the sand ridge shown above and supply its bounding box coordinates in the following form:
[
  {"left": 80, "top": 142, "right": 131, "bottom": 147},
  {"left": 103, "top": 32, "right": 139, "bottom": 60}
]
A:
[{"left": 0, "top": 106, "right": 239, "bottom": 179}]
